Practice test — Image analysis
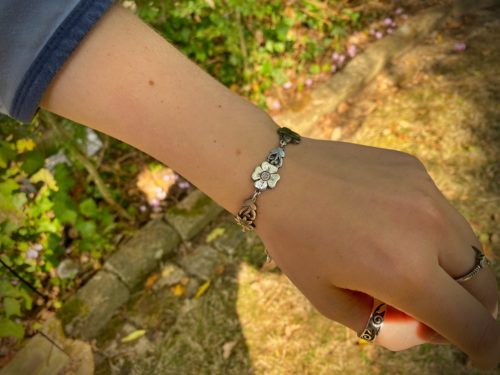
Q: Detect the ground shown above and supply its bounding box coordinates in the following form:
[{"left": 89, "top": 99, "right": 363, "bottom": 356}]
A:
[{"left": 93, "top": 5, "right": 500, "bottom": 374}]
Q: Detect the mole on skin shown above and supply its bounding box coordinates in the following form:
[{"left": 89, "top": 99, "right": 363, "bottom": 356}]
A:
[
  {"left": 236, "top": 148, "right": 241, "bottom": 155},
  {"left": 148, "top": 79, "right": 155, "bottom": 86}
]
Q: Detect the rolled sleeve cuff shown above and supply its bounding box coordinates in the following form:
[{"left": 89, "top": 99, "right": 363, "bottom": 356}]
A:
[{"left": 11, "top": 0, "right": 114, "bottom": 123}]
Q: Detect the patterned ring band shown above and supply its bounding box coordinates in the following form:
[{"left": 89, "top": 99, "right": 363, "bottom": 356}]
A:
[
  {"left": 358, "top": 299, "right": 387, "bottom": 343},
  {"left": 453, "top": 245, "right": 489, "bottom": 283}
]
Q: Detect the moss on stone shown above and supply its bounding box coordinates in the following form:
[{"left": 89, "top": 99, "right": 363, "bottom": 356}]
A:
[{"left": 57, "top": 297, "right": 88, "bottom": 326}]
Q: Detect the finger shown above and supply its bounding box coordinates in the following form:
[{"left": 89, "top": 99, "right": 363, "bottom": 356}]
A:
[
  {"left": 436, "top": 205, "right": 499, "bottom": 318},
  {"left": 439, "top": 240, "right": 499, "bottom": 318},
  {"left": 452, "top": 263, "right": 499, "bottom": 319},
  {"left": 386, "top": 267, "right": 500, "bottom": 369},
  {"left": 308, "top": 285, "right": 444, "bottom": 351}
]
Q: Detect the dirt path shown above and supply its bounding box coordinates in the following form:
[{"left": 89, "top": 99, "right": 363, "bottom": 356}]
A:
[{"left": 94, "top": 4, "right": 500, "bottom": 374}]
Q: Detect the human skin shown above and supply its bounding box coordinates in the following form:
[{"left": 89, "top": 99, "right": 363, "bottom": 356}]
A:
[{"left": 39, "top": 3, "right": 499, "bottom": 369}]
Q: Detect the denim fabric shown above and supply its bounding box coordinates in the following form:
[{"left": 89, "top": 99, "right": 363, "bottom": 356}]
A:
[{"left": 0, "top": 0, "right": 114, "bottom": 123}]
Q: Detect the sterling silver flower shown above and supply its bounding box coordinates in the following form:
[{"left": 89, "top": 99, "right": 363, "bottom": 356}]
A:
[{"left": 252, "top": 161, "right": 280, "bottom": 190}]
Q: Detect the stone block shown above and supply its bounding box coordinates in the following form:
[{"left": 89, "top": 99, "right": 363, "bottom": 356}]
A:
[
  {"left": 207, "top": 219, "right": 246, "bottom": 255},
  {"left": 165, "top": 189, "right": 224, "bottom": 240},
  {"left": 153, "top": 263, "right": 187, "bottom": 290},
  {"left": 58, "top": 270, "right": 130, "bottom": 340},
  {"left": 0, "top": 334, "right": 69, "bottom": 375},
  {"left": 104, "top": 220, "right": 180, "bottom": 290},
  {"left": 179, "top": 245, "right": 221, "bottom": 280}
]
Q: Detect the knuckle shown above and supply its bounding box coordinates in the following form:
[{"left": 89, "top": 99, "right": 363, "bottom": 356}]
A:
[
  {"left": 388, "top": 256, "right": 437, "bottom": 297},
  {"left": 412, "top": 191, "right": 447, "bottom": 230}
]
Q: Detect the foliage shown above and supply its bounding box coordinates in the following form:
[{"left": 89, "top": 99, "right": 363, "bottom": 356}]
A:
[
  {"left": 132, "top": 0, "right": 366, "bottom": 106},
  {"left": 0, "top": 116, "right": 120, "bottom": 340}
]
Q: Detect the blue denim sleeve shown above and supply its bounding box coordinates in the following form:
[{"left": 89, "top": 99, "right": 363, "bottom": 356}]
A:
[{"left": 0, "top": 0, "right": 114, "bottom": 123}]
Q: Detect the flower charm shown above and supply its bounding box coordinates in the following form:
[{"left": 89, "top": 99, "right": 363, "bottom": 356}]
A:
[
  {"left": 235, "top": 199, "right": 257, "bottom": 231},
  {"left": 267, "top": 147, "right": 285, "bottom": 167},
  {"left": 252, "top": 161, "right": 280, "bottom": 190}
]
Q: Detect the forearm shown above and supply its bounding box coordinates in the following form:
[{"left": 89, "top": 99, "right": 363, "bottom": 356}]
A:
[{"left": 40, "top": 3, "right": 280, "bottom": 217}]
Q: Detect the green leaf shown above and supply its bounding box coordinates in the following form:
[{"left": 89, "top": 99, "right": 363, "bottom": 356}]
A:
[
  {"left": 0, "top": 179, "right": 18, "bottom": 196},
  {"left": 206, "top": 227, "right": 226, "bottom": 243},
  {"left": 3, "top": 297, "right": 21, "bottom": 318},
  {"left": 273, "top": 42, "right": 285, "bottom": 53},
  {"left": 309, "top": 64, "right": 321, "bottom": 74},
  {"left": 0, "top": 318, "right": 24, "bottom": 339},
  {"left": 79, "top": 198, "right": 98, "bottom": 218},
  {"left": 21, "top": 150, "right": 44, "bottom": 175},
  {"left": 276, "top": 24, "right": 289, "bottom": 42},
  {"left": 75, "top": 219, "right": 97, "bottom": 239},
  {"left": 0, "top": 141, "right": 16, "bottom": 168},
  {"left": 54, "top": 164, "right": 75, "bottom": 193},
  {"left": 15, "top": 138, "right": 36, "bottom": 153},
  {"left": 52, "top": 194, "right": 78, "bottom": 225},
  {"left": 30, "top": 168, "right": 58, "bottom": 191}
]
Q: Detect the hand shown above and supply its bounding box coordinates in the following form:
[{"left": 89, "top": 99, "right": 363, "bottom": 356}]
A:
[{"left": 254, "top": 136, "right": 499, "bottom": 369}]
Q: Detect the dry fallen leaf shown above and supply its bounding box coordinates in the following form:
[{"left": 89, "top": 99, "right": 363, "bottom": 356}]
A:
[
  {"left": 144, "top": 273, "right": 159, "bottom": 289},
  {"left": 171, "top": 284, "right": 186, "bottom": 297},
  {"left": 284, "top": 324, "right": 301, "bottom": 338},
  {"left": 222, "top": 340, "right": 237, "bottom": 359},
  {"left": 194, "top": 281, "right": 211, "bottom": 299},
  {"left": 121, "top": 329, "right": 146, "bottom": 343}
]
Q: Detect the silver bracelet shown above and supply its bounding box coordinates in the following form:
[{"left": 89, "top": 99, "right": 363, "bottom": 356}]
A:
[{"left": 234, "top": 127, "right": 301, "bottom": 233}]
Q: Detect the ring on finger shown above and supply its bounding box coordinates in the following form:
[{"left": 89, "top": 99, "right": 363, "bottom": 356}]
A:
[
  {"left": 454, "top": 245, "right": 489, "bottom": 283},
  {"left": 358, "top": 298, "right": 387, "bottom": 343}
]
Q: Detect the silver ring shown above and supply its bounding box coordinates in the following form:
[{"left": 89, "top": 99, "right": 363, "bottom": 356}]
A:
[
  {"left": 454, "top": 245, "right": 489, "bottom": 283},
  {"left": 358, "top": 300, "right": 387, "bottom": 343}
]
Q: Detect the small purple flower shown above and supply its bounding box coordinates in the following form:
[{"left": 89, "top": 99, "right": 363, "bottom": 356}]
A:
[
  {"left": 26, "top": 249, "right": 39, "bottom": 260},
  {"left": 453, "top": 42, "right": 466, "bottom": 52},
  {"left": 156, "top": 187, "right": 167, "bottom": 200},
  {"left": 395, "top": 7, "right": 404, "bottom": 15},
  {"left": 331, "top": 52, "right": 340, "bottom": 61},
  {"left": 375, "top": 31, "right": 384, "bottom": 39},
  {"left": 387, "top": 28, "right": 394, "bottom": 34},
  {"left": 26, "top": 243, "right": 43, "bottom": 260},
  {"left": 337, "top": 54, "right": 346, "bottom": 66},
  {"left": 383, "top": 18, "right": 393, "bottom": 26},
  {"left": 178, "top": 181, "right": 191, "bottom": 189},
  {"left": 347, "top": 45, "right": 357, "bottom": 58},
  {"left": 139, "top": 205, "right": 147, "bottom": 213},
  {"left": 150, "top": 199, "right": 160, "bottom": 208},
  {"left": 11, "top": 279, "right": 19, "bottom": 286},
  {"left": 271, "top": 100, "right": 281, "bottom": 110},
  {"left": 305, "top": 78, "right": 313, "bottom": 87},
  {"left": 283, "top": 81, "right": 292, "bottom": 90}
]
